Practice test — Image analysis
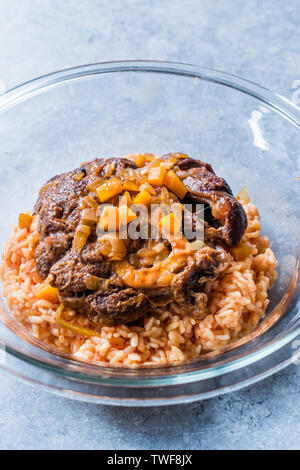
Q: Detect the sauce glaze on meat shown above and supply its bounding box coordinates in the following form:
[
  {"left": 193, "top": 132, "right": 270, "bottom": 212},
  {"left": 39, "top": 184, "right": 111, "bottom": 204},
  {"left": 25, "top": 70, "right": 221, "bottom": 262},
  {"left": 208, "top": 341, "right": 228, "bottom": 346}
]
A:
[{"left": 34, "top": 154, "right": 247, "bottom": 326}]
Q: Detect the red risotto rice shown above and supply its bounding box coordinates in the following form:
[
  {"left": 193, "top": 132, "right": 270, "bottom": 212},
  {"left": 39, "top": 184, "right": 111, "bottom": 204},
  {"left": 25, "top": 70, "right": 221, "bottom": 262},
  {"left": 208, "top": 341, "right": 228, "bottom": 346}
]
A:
[{"left": 0, "top": 199, "right": 277, "bottom": 366}]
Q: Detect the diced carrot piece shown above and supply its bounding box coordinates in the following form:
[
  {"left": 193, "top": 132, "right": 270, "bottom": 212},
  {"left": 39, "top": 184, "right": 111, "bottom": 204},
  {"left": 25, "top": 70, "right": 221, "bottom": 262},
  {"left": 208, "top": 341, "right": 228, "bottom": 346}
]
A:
[
  {"left": 144, "top": 153, "right": 155, "bottom": 162},
  {"left": 134, "top": 154, "right": 146, "bottom": 168},
  {"left": 159, "top": 213, "right": 182, "bottom": 235},
  {"left": 123, "top": 180, "right": 140, "bottom": 192},
  {"left": 133, "top": 190, "right": 152, "bottom": 206},
  {"left": 98, "top": 206, "right": 119, "bottom": 231},
  {"left": 96, "top": 178, "right": 123, "bottom": 202},
  {"left": 148, "top": 165, "right": 167, "bottom": 186},
  {"left": 118, "top": 205, "right": 137, "bottom": 226},
  {"left": 164, "top": 170, "right": 187, "bottom": 199},
  {"left": 119, "top": 191, "right": 133, "bottom": 206},
  {"left": 18, "top": 213, "right": 33, "bottom": 230},
  {"left": 36, "top": 285, "right": 59, "bottom": 303}
]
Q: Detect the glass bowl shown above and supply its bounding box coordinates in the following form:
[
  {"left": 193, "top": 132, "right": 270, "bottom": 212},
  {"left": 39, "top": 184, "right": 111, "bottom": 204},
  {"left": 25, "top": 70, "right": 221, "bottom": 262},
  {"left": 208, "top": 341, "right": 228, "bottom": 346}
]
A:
[{"left": 0, "top": 60, "right": 299, "bottom": 406}]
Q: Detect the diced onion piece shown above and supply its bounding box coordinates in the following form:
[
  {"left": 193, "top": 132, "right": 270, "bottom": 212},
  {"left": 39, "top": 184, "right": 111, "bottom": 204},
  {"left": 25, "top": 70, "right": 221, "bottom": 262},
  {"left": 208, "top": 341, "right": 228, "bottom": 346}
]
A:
[
  {"left": 85, "top": 275, "right": 103, "bottom": 290},
  {"left": 123, "top": 180, "right": 140, "bottom": 192},
  {"left": 87, "top": 177, "right": 103, "bottom": 192},
  {"left": 36, "top": 284, "right": 59, "bottom": 303},
  {"left": 148, "top": 165, "right": 167, "bottom": 186},
  {"left": 190, "top": 240, "right": 204, "bottom": 251},
  {"left": 231, "top": 244, "right": 251, "bottom": 261},
  {"left": 133, "top": 190, "right": 152, "bottom": 206},
  {"left": 152, "top": 242, "right": 166, "bottom": 253},
  {"left": 73, "top": 225, "right": 91, "bottom": 250},
  {"left": 164, "top": 170, "right": 187, "bottom": 199},
  {"left": 119, "top": 191, "right": 133, "bottom": 206},
  {"left": 237, "top": 186, "right": 250, "bottom": 204},
  {"left": 96, "top": 178, "right": 123, "bottom": 202},
  {"left": 139, "top": 182, "right": 156, "bottom": 195},
  {"left": 81, "top": 208, "right": 98, "bottom": 225},
  {"left": 161, "top": 156, "right": 177, "bottom": 170},
  {"left": 56, "top": 305, "right": 100, "bottom": 338},
  {"left": 98, "top": 233, "right": 127, "bottom": 260},
  {"left": 160, "top": 212, "right": 182, "bottom": 235},
  {"left": 18, "top": 212, "right": 33, "bottom": 230},
  {"left": 103, "top": 162, "right": 116, "bottom": 178},
  {"left": 134, "top": 154, "right": 146, "bottom": 168},
  {"left": 73, "top": 170, "right": 85, "bottom": 181},
  {"left": 73, "top": 233, "right": 88, "bottom": 250},
  {"left": 83, "top": 194, "right": 99, "bottom": 208},
  {"left": 77, "top": 224, "right": 91, "bottom": 236}
]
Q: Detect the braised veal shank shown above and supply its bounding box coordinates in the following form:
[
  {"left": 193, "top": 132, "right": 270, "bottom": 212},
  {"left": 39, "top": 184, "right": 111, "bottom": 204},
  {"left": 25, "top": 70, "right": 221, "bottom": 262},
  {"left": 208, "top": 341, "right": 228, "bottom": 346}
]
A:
[{"left": 34, "top": 155, "right": 247, "bottom": 325}]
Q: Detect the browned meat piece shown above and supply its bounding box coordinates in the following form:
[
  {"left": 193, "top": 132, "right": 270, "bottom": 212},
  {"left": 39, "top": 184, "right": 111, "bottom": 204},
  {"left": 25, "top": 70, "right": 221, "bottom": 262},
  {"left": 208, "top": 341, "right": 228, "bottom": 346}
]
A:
[
  {"left": 170, "top": 157, "right": 247, "bottom": 246},
  {"left": 87, "top": 288, "right": 149, "bottom": 325},
  {"left": 34, "top": 157, "right": 137, "bottom": 243},
  {"left": 50, "top": 249, "right": 111, "bottom": 294},
  {"left": 170, "top": 246, "right": 229, "bottom": 318},
  {"left": 50, "top": 249, "right": 148, "bottom": 325},
  {"left": 34, "top": 154, "right": 247, "bottom": 326},
  {"left": 35, "top": 232, "right": 71, "bottom": 279},
  {"left": 175, "top": 156, "right": 214, "bottom": 174}
]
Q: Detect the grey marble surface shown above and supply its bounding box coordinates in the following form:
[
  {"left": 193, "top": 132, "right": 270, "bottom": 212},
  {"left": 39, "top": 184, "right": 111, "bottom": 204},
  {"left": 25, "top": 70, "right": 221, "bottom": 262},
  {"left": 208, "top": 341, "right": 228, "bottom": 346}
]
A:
[{"left": 0, "top": 0, "right": 299, "bottom": 450}]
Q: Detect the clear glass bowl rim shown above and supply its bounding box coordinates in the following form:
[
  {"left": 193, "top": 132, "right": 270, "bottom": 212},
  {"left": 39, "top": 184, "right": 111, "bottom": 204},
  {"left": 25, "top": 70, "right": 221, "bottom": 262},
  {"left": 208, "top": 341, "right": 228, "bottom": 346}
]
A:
[{"left": 0, "top": 59, "right": 299, "bottom": 389}]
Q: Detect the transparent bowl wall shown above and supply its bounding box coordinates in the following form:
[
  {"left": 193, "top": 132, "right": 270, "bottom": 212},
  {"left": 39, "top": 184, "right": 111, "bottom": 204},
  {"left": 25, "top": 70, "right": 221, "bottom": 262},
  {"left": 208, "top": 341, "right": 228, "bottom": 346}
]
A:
[{"left": 0, "top": 61, "right": 299, "bottom": 406}]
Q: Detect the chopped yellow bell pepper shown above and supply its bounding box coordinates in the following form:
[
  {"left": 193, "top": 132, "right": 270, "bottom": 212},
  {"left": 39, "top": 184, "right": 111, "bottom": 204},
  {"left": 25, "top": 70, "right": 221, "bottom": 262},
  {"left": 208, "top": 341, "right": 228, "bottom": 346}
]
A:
[
  {"left": 96, "top": 178, "right": 123, "bottom": 202},
  {"left": 18, "top": 213, "right": 33, "bottom": 230},
  {"left": 133, "top": 190, "right": 152, "bottom": 206},
  {"left": 148, "top": 165, "right": 167, "bottom": 186},
  {"left": 164, "top": 170, "right": 187, "bottom": 199},
  {"left": 36, "top": 284, "right": 59, "bottom": 303}
]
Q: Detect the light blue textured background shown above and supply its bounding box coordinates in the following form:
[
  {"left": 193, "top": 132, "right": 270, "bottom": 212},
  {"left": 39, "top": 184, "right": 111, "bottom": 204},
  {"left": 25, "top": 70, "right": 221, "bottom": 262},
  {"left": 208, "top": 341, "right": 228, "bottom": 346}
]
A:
[{"left": 0, "top": 0, "right": 300, "bottom": 450}]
